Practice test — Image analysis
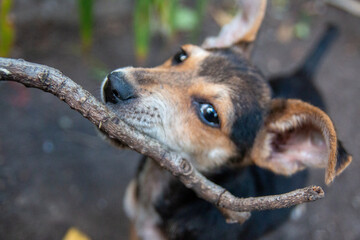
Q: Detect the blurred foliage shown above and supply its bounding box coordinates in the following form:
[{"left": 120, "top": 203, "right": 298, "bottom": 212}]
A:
[
  {"left": 295, "top": 21, "right": 310, "bottom": 39},
  {"left": 134, "top": 0, "right": 208, "bottom": 62},
  {"left": 191, "top": 0, "right": 207, "bottom": 39},
  {"left": 295, "top": 13, "right": 311, "bottom": 39},
  {"left": 0, "top": 0, "right": 315, "bottom": 60},
  {"left": 134, "top": 0, "right": 151, "bottom": 62},
  {"left": 89, "top": 57, "right": 110, "bottom": 82},
  {"left": 78, "top": 0, "right": 94, "bottom": 52},
  {"left": 272, "top": 0, "right": 311, "bottom": 40},
  {"left": 0, "top": 0, "right": 207, "bottom": 60},
  {"left": 272, "top": 0, "right": 289, "bottom": 11},
  {"left": 0, "top": 0, "right": 15, "bottom": 57}
]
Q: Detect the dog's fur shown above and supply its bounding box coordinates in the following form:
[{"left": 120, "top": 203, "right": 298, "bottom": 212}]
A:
[{"left": 100, "top": 1, "right": 352, "bottom": 239}]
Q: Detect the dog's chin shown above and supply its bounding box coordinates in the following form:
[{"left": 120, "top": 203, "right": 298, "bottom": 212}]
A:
[{"left": 100, "top": 92, "right": 168, "bottom": 151}]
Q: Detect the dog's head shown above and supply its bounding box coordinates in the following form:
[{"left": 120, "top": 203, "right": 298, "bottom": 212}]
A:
[{"left": 101, "top": 0, "right": 351, "bottom": 184}]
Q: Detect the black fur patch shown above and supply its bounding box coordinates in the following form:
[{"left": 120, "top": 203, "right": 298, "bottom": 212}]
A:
[
  {"left": 269, "top": 72, "right": 326, "bottom": 111},
  {"left": 231, "top": 102, "right": 264, "bottom": 157},
  {"left": 336, "top": 140, "right": 351, "bottom": 173},
  {"left": 198, "top": 48, "right": 263, "bottom": 83},
  {"left": 154, "top": 166, "right": 308, "bottom": 240}
]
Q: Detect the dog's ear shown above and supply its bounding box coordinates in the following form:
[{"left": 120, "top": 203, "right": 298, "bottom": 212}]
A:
[
  {"left": 251, "top": 99, "right": 352, "bottom": 185},
  {"left": 202, "top": 0, "right": 266, "bottom": 55}
]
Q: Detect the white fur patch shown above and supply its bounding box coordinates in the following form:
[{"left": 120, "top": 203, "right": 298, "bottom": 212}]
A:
[
  {"left": 111, "top": 66, "right": 133, "bottom": 73},
  {"left": 208, "top": 148, "right": 228, "bottom": 164},
  {"left": 123, "top": 180, "right": 137, "bottom": 220},
  {"left": 100, "top": 76, "right": 108, "bottom": 102}
]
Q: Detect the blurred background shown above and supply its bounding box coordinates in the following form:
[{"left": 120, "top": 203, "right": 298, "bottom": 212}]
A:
[{"left": 0, "top": 0, "right": 359, "bottom": 239}]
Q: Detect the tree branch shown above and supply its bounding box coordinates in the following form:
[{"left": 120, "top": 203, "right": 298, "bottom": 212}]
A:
[{"left": 0, "top": 57, "right": 324, "bottom": 223}]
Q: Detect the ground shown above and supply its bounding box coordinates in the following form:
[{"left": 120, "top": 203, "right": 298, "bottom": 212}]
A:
[{"left": 0, "top": 0, "right": 359, "bottom": 239}]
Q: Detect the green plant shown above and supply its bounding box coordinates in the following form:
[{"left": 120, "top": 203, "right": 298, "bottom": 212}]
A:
[
  {"left": 78, "top": 0, "right": 94, "bottom": 52},
  {"left": 134, "top": 0, "right": 208, "bottom": 62},
  {"left": 134, "top": 0, "right": 152, "bottom": 62},
  {"left": 0, "top": 0, "right": 15, "bottom": 57},
  {"left": 0, "top": 0, "right": 207, "bottom": 59}
]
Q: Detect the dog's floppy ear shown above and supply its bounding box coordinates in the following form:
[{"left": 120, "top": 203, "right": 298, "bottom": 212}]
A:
[
  {"left": 202, "top": 0, "right": 266, "bottom": 54},
  {"left": 251, "top": 99, "right": 352, "bottom": 185}
]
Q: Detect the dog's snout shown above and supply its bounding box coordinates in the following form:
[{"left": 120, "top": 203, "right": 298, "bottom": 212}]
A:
[{"left": 103, "top": 71, "right": 136, "bottom": 103}]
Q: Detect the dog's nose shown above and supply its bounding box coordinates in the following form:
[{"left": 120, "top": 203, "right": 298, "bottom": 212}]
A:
[{"left": 103, "top": 71, "right": 136, "bottom": 103}]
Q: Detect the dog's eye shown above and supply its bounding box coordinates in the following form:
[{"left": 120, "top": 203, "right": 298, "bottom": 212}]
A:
[
  {"left": 196, "top": 102, "right": 220, "bottom": 128},
  {"left": 172, "top": 48, "right": 188, "bottom": 65}
]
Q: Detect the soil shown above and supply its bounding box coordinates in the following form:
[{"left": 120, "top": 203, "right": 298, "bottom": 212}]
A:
[{"left": 0, "top": 0, "right": 359, "bottom": 239}]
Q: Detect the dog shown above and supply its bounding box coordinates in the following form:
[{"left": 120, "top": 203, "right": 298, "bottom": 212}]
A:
[{"left": 100, "top": 1, "right": 352, "bottom": 239}]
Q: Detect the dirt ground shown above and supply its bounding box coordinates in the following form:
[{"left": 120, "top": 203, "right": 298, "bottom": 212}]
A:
[{"left": 0, "top": 0, "right": 359, "bottom": 239}]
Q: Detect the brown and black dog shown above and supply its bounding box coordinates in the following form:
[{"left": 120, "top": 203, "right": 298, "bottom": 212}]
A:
[{"left": 100, "top": 0, "right": 352, "bottom": 239}]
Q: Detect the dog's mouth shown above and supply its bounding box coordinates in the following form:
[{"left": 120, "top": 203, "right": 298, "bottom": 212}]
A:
[
  {"left": 99, "top": 98, "right": 165, "bottom": 150},
  {"left": 113, "top": 105, "right": 161, "bottom": 129},
  {"left": 101, "top": 69, "right": 165, "bottom": 132},
  {"left": 101, "top": 88, "right": 163, "bottom": 141},
  {"left": 100, "top": 69, "right": 175, "bottom": 153}
]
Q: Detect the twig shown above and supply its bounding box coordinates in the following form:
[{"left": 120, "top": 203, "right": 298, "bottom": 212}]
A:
[{"left": 0, "top": 57, "right": 324, "bottom": 222}]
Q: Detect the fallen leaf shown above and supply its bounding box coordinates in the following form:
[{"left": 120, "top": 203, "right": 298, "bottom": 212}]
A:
[{"left": 63, "top": 227, "right": 91, "bottom": 240}]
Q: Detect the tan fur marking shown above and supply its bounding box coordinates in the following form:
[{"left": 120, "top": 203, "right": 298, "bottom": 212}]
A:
[
  {"left": 187, "top": 82, "right": 234, "bottom": 133},
  {"left": 183, "top": 81, "right": 237, "bottom": 168},
  {"left": 159, "top": 45, "right": 210, "bottom": 71}
]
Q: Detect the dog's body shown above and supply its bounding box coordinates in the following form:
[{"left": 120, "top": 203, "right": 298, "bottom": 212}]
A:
[
  {"left": 126, "top": 158, "right": 307, "bottom": 240},
  {"left": 100, "top": 1, "right": 351, "bottom": 239}
]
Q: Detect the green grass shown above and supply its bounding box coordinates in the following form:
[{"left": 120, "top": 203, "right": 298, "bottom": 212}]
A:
[
  {"left": 0, "top": 0, "right": 15, "bottom": 57},
  {"left": 134, "top": 0, "right": 208, "bottom": 61},
  {"left": 78, "top": 0, "right": 94, "bottom": 52}
]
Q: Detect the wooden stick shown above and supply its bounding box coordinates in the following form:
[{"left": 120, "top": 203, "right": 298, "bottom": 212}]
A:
[{"left": 0, "top": 57, "right": 325, "bottom": 223}]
